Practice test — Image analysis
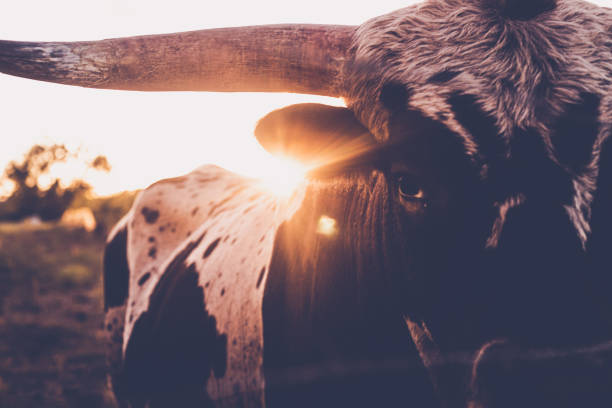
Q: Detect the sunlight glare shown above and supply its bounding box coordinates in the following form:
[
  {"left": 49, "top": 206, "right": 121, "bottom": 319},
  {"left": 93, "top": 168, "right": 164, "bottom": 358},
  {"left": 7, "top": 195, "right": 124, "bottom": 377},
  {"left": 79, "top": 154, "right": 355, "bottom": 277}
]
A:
[{"left": 256, "top": 155, "right": 308, "bottom": 198}]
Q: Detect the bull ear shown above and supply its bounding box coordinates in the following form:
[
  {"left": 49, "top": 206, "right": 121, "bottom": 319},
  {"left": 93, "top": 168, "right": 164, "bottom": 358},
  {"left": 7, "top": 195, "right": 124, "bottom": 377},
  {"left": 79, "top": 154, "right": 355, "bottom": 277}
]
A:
[{"left": 255, "top": 103, "right": 374, "bottom": 168}]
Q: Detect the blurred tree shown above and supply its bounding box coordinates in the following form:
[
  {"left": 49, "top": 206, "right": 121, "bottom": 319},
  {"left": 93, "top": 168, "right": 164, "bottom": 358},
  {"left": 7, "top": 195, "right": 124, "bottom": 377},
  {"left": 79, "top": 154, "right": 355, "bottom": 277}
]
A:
[
  {"left": 89, "top": 155, "right": 111, "bottom": 172},
  {"left": 0, "top": 144, "right": 110, "bottom": 222}
]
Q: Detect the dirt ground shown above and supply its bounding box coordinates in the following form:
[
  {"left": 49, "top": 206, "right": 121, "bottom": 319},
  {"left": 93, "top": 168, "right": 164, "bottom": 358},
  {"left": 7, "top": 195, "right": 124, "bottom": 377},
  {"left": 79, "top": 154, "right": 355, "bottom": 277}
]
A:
[{"left": 0, "top": 224, "right": 117, "bottom": 407}]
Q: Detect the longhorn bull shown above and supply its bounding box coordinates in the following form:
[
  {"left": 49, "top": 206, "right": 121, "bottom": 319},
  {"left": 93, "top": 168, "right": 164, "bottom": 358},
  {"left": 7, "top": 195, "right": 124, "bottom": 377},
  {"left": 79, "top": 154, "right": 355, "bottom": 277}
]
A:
[{"left": 2, "top": 0, "right": 612, "bottom": 407}]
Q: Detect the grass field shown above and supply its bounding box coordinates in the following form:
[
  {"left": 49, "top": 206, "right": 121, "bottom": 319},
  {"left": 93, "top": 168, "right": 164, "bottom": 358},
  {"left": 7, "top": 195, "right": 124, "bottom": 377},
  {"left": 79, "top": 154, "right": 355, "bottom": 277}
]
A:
[{"left": 0, "top": 223, "right": 118, "bottom": 407}]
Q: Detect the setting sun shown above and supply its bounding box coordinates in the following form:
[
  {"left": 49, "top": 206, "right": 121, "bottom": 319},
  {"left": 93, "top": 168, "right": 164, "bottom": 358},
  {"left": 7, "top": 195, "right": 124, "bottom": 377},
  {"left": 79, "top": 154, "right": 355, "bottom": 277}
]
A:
[{"left": 256, "top": 154, "right": 308, "bottom": 198}]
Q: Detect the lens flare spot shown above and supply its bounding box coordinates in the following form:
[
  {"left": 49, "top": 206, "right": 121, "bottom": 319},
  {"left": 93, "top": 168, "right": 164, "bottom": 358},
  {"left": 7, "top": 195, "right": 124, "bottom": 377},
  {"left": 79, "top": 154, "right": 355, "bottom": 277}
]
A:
[{"left": 317, "top": 215, "right": 338, "bottom": 236}]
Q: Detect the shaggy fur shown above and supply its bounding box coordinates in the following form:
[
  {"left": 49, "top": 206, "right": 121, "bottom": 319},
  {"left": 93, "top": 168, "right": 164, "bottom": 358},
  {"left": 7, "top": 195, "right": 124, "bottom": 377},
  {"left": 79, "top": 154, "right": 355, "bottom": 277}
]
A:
[{"left": 344, "top": 0, "right": 612, "bottom": 246}]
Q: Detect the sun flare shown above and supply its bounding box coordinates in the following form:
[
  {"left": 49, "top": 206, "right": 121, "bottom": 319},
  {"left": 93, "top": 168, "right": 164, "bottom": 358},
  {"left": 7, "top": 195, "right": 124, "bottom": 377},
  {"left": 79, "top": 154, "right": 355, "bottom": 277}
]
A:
[{"left": 256, "top": 156, "right": 308, "bottom": 198}]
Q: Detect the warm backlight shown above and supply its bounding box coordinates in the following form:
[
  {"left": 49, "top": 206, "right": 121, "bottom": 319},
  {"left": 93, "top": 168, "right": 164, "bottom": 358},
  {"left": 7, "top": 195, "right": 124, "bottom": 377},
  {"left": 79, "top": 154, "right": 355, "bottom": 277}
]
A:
[{"left": 256, "top": 155, "right": 307, "bottom": 198}]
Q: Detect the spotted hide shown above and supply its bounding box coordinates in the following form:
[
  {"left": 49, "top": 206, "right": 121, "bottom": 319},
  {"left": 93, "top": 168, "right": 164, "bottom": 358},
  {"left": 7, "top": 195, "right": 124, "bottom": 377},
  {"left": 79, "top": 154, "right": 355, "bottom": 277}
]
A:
[{"left": 103, "top": 165, "right": 309, "bottom": 406}]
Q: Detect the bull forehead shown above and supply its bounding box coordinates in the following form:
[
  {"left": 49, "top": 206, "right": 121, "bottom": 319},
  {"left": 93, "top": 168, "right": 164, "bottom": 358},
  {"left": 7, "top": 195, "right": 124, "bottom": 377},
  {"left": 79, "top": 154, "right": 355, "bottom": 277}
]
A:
[{"left": 345, "top": 0, "right": 611, "bottom": 144}]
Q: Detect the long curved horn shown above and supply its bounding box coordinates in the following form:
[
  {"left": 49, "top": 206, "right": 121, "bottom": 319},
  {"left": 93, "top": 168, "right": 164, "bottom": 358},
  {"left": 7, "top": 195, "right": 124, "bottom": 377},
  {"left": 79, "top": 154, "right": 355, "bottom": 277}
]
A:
[{"left": 0, "top": 24, "right": 355, "bottom": 97}]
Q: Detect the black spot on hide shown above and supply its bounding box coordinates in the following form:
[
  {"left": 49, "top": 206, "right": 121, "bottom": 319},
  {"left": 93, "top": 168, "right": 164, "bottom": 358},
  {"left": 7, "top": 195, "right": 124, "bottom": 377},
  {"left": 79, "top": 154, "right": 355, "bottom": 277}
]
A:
[
  {"left": 437, "top": 112, "right": 449, "bottom": 122},
  {"left": 256, "top": 267, "right": 266, "bottom": 289},
  {"left": 148, "top": 247, "right": 157, "bottom": 259},
  {"left": 448, "top": 92, "right": 505, "bottom": 160},
  {"left": 379, "top": 81, "right": 410, "bottom": 113},
  {"left": 428, "top": 70, "right": 460, "bottom": 84},
  {"left": 203, "top": 238, "right": 221, "bottom": 259},
  {"left": 141, "top": 207, "right": 160, "bottom": 224},
  {"left": 550, "top": 93, "right": 600, "bottom": 172},
  {"left": 121, "top": 234, "right": 228, "bottom": 406},
  {"left": 103, "top": 226, "right": 129, "bottom": 310},
  {"left": 488, "top": 0, "right": 556, "bottom": 20},
  {"left": 138, "top": 272, "right": 151, "bottom": 286}
]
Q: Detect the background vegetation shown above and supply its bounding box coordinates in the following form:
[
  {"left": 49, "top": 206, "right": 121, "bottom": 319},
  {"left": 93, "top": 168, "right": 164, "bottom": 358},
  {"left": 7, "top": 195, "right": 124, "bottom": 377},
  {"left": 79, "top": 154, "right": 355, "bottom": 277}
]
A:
[{"left": 0, "top": 145, "right": 138, "bottom": 407}]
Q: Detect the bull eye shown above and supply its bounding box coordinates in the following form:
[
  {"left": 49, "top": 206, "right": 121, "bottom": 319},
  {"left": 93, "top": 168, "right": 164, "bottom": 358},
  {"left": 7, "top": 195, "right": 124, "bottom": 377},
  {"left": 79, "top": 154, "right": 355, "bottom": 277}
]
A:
[
  {"left": 398, "top": 175, "right": 424, "bottom": 200},
  {"left": 395, "top": 174, "right": 428, "bottom": 212}
]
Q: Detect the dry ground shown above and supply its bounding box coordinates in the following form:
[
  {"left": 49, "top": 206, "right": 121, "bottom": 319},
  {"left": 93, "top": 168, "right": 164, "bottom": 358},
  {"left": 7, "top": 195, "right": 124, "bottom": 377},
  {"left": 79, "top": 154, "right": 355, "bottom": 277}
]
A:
[{"left": 0, "top": 223, "right": 117, "bottom": 407}]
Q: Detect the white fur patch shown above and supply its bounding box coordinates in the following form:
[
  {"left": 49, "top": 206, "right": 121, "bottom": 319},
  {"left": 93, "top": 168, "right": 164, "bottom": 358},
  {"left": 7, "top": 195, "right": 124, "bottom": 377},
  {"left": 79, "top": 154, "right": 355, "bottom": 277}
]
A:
[{"left": 122, "top": 164, "right": 306, "bottom": 405}]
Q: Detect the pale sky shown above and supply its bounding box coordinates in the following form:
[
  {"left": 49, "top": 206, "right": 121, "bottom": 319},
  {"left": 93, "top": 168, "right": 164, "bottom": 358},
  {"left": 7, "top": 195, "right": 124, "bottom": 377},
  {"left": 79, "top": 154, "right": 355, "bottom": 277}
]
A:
[{"left": 1, "top": 0, "right": 610, "bottom": 195}]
